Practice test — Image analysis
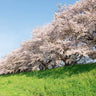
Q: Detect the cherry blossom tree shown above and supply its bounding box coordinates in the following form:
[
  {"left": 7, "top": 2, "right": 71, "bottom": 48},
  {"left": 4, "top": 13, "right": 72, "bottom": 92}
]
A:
[{"left": 0, "top": 0, "right": 96, "bottom": 74}]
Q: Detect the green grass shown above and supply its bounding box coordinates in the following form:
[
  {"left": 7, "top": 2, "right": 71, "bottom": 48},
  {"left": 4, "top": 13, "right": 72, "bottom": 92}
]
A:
[{"left": 0, "top": 63, "right": 96, "bottom": 96}]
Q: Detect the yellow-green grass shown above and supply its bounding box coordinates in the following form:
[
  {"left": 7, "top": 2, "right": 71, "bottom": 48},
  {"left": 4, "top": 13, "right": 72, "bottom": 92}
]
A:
[{"left": 0, "top": 63, "right": 96, "bottom": 96}]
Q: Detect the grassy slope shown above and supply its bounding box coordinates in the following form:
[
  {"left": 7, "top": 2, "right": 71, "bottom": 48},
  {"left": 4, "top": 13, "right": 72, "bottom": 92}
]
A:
[{"left": 0, "top": 63, "right": 96, "bottom": 96}]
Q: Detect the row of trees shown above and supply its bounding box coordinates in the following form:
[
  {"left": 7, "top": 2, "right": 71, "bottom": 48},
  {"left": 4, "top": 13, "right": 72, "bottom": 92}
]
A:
[{"left": 0, "top": 0, "right": 96, "bottom": 74}]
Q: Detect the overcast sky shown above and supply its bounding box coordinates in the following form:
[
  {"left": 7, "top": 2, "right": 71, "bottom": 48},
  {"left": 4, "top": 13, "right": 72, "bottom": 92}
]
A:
[{"left": 0, "top": 0, "right": 78, "bottom": 58}]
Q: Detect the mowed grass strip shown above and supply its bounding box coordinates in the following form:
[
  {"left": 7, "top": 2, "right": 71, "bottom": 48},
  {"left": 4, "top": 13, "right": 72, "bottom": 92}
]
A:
[{"left": 0, "top": 63, "right": 96, "bottom": 96}]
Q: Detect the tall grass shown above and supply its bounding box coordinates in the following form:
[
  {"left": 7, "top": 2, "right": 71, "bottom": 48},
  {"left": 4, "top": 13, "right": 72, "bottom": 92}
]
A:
[{"left": 0, "top": 63, "right": 96, "bottom": 96}]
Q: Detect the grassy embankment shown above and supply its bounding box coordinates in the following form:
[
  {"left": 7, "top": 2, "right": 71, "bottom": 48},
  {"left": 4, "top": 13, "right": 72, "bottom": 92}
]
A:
[{"left": 0, "top": 63, "right": 96, "bottom": 96}]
